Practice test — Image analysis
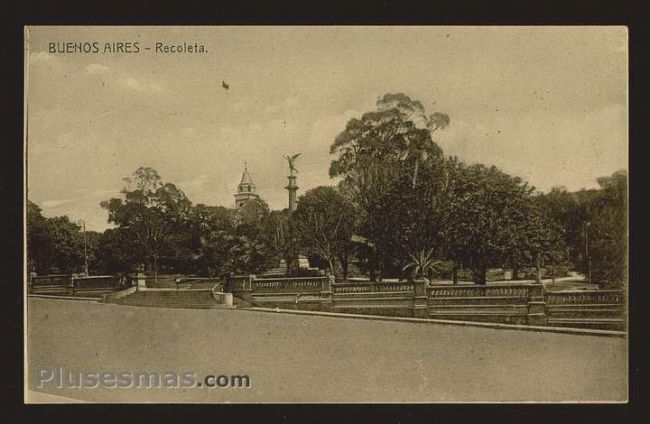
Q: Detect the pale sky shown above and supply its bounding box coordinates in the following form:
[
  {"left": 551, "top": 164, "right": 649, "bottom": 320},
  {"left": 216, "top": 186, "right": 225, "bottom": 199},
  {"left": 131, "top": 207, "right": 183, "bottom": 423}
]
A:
[{"left": 26, "top": 26, "right": 628, "bottom": 231}]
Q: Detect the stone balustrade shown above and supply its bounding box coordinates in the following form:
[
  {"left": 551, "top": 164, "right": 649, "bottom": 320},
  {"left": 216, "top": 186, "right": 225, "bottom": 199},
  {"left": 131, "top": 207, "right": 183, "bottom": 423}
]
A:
[
  {"left": 227, "top": 275, "right": 254, "bottom": 292},
  {"left": 29, "top": 274, "right": 122, "bottom": 297},
  {"left": 427, "top": 283, "right": 531, "bottom": 299},
  {"left": 545, "top": 289, "right": 625, "bottom": 305},
  {"left": 72, "top": 276, "right": 120, "bottom": 290},
  {"left": 221, "top": 275, "right": 627, "bottom": 330},
  {"left": 253, "top": 276, "right": 328, "bottom": 293},
  {"left": 545, "top": 289, "right": 626, "bottom": 330},
  {"left": 333, "top": 281, "right": 415, "bottom": 294}
]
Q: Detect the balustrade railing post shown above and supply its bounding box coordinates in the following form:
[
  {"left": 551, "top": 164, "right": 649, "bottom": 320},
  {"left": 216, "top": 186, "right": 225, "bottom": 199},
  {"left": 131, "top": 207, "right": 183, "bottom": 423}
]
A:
[
  {"left": 527, "top": 284, "right": 547, "bottom": 325},
  {"left": 320, "top": 275, "right": 334, "bottom": 312},
  {"left": 67, "top": 276, "right": 76, "bottom": 296},
  {"left": 240, "top": 275, "right": 255, "bottom": 304},
  {"left": 412, "top": 279, "right": 428, "bottom": 318},
  {"left": 136, "top": 272, "right": 147, "bottom": 292}
]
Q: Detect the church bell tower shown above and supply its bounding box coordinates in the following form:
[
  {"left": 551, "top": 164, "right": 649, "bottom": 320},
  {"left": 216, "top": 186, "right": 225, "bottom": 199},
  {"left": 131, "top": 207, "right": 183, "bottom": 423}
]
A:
[{"left": 234, "top": 162, "right": 260, "bottom": 208}]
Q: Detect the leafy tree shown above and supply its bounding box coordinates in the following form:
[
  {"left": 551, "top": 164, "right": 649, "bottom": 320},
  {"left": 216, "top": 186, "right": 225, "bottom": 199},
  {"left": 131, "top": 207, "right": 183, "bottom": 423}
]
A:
[
  {"left": 27, "top": 200, "right": 87, "bottom": 274},
  {"left": 94, "top": 228, "right": 138, "bottom": 274},
  {"left": 330, "top": 93, "right": 447, "bottom": 213},
  {"left": 292, "top": 186, "right": 356, "bottom": 277},
  {"left": 330, "top": 93, "right": 449, "bottom": 279},
  {"left": 185, "top": 204, "right": 237, "bottom": 276},
  {"left": 27, "top": 199, "right": 97, "bottom": 275},
  {"left": 519, "top": 198, "right": 567, "bottom": 282},
  {"left": 376, "top": 93, "right": 449, "bottom": 188},
  {"left": 234, "top": 198, "right": 276, "bottom": 273},
  {"left": 535, "top": 170, "right": 627, "bottom": 287},
  {"left": 267, "top": 209, "right": 300, "bottom": 276},
  {"left": 588, "top": 170, "right": 627, "bottom": 287},
  {"left": 363, "top": 166, "right": 445, "bottom": 278},
  {"left": 441, "top": 163, "right": 556, "bottom": 285},
  {"left": 26, "top": 200, "right": 53, "bottom": 274},
  {"left": 535, "top": 186, "right": 594, "bottom": 276},
  {"left": 84, "top": 230, "right": 102, "bottom": 274},
  {"left": 101, "top": 167, "right": 192, "bottom": 279}
]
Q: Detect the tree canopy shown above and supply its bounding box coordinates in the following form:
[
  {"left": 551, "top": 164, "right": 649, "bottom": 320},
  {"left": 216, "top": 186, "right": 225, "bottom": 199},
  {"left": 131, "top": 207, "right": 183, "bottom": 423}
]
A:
[
  {"left": 292, "top": 186, "right": 357, "bottom": 277},
  {"left": 27, "top": 93, "right": 627, "bottom": 288}
]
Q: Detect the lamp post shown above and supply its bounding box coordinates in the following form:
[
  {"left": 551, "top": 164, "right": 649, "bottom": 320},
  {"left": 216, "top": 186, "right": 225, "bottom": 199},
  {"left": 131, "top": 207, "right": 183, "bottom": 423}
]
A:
[
  {"left": 79, "top": 219, "right": 89, "bottom": 276},
  {"left": 584, "top": 221, "right": 591, "bottom": 284}
]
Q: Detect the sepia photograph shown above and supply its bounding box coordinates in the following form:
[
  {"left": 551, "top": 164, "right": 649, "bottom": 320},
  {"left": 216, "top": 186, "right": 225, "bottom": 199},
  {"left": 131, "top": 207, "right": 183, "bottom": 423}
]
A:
[{"left": 24, "top": 26, "right": 628, "bottom": 403}]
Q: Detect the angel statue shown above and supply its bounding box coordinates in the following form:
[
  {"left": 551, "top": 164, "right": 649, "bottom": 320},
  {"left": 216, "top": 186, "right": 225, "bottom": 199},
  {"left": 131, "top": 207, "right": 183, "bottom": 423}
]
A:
[{"left": 283, "top": 153, "right": 301, "bottom": 176}]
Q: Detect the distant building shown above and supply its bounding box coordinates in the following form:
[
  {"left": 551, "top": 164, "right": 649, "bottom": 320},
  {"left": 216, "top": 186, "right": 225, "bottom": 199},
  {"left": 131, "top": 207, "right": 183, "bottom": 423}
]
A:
[{"left": 234, "top": 163, "right": 260, "bottom": 209}]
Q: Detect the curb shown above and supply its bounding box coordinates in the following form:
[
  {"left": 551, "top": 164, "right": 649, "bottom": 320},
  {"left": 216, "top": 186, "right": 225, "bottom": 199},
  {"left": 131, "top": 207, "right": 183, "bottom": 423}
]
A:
[
  {"left": 242, "top": 307, "right": 627, "bottom": 338},
  {"left": 27, "top": 294, "right": 101, "bottom": 302}
]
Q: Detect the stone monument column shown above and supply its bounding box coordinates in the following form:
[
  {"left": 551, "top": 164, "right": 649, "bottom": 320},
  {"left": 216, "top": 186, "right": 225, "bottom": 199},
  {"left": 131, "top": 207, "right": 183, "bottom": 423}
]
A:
[
  {"left": 286, "top": 175, "right": 299, "bottom": 213},
  {"left": 283, "top": 153, "right": 301, "bottom": 213}
]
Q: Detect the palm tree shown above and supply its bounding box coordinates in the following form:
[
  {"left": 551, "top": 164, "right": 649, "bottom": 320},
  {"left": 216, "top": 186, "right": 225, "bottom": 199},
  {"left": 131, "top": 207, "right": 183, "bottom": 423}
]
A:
[{"left": 402, "top": 248, "right": 441, "bottom": 284}]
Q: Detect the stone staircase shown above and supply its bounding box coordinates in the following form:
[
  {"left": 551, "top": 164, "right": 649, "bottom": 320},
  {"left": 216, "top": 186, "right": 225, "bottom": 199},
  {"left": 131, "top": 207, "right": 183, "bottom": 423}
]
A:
[{"left": 113, "top": 289, "right": 220, "bottom": 309}]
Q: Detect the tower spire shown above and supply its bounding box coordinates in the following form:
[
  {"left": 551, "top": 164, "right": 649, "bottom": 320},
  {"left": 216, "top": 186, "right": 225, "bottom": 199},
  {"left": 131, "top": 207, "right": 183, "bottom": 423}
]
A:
[{"left": 234, "top": 162, "right": 259, "bottom": 208}]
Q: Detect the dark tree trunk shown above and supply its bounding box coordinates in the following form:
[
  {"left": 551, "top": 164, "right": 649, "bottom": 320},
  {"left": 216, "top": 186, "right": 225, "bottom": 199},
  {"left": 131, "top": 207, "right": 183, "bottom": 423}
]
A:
[
  {"left": 368, "top": 251, "right": 377, "bottom": 282},
  {"left": 452, "top": 261, "right": 459, "bottom": 285},
  {"left": 339, "top": 248, "right": 349, "bottom": 281},
  {"left": 327, "top": 258, "right": 335, "bottom": 277},
  {"left": 551, "top": 259, "right": 556, "bottom": 285},
  {"left": 284, "top": 253, "right": 293, "bottom": 277}
]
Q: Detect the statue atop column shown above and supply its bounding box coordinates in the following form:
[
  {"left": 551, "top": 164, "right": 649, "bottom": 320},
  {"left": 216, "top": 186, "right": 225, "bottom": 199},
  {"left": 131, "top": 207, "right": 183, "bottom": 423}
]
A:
[
  {"left": 283, "top": 153, "right": 301, "bottom": 176},
  {"left": 283, "top": 153, "right": 301, "bottom": 212}
]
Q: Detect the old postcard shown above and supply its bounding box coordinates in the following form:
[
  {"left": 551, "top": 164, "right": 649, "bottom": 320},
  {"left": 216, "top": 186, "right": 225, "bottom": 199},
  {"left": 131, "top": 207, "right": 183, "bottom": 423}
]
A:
[{"left": 24, "top": 26, "right": 628, "bottom": 403}]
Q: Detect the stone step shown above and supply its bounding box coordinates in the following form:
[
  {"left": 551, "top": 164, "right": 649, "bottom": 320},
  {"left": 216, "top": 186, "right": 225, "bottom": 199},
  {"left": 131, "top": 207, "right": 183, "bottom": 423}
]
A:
[
  {"left": 546, "top": 303, "right": 624, "bottom": 310},
  {"left": 138, "top": 305, "right": 218, "bottom": 309},
  {"left": 429, "top": 304, "right": 528, "bottom": 309},
  {"left": 547, "top": 311, "right": 624, "bottom": 319},
  {"left": 332, "top": 291, "right": 414, "bottom": 298},
  {"left": 114, "top": 290, "right": 218, "bottom": 309},
  {"left": 429, "top": 310, "right": 527, "bottom": 316},
  {"left": 547, "top": 318, "right": 626, "bottom": 330},
  {"left": 428, "top": 297, "right": 530, "bottom": 305}
]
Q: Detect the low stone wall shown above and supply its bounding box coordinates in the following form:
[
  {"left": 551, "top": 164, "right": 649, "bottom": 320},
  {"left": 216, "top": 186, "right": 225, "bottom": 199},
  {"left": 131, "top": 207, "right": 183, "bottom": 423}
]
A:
[
  {"left": 28, "top": 274, "right": 72, "bottom": 295},
  {"left": 545, "top": 289, "right": 626, "bottom": 330},
  {"left": 426, "top": 283, "right": 545, "bottom": 325},
  {"left": 224, "top": 275, "right": 626, "bottom": 330},
  {"left": 229, "top": 275, "right": 330, "bottom": 310},
  {"left": 72, "top": 276, "right": 123, "bottom": 297},
  {"left": 226, "top": 274, "right": 254, "bottom": 293},
  {"left": 29, "top": 274, "right": 123, "bottom": 297},
  {"left": 331, "top": 281, "right": 417, "bottom": 317}
]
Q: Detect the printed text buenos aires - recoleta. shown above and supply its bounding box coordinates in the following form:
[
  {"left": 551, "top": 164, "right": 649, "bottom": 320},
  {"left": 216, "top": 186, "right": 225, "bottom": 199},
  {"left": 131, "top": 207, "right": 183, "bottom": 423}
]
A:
[{"left": 47, "top": 42, "right": 207, "bottom": 54}]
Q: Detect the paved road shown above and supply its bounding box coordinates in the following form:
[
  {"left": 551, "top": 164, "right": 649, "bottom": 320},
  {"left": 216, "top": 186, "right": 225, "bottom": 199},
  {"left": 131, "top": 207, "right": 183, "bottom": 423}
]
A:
[{"left": 26, "top": 298, "right": 627, "bottom": 403}]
